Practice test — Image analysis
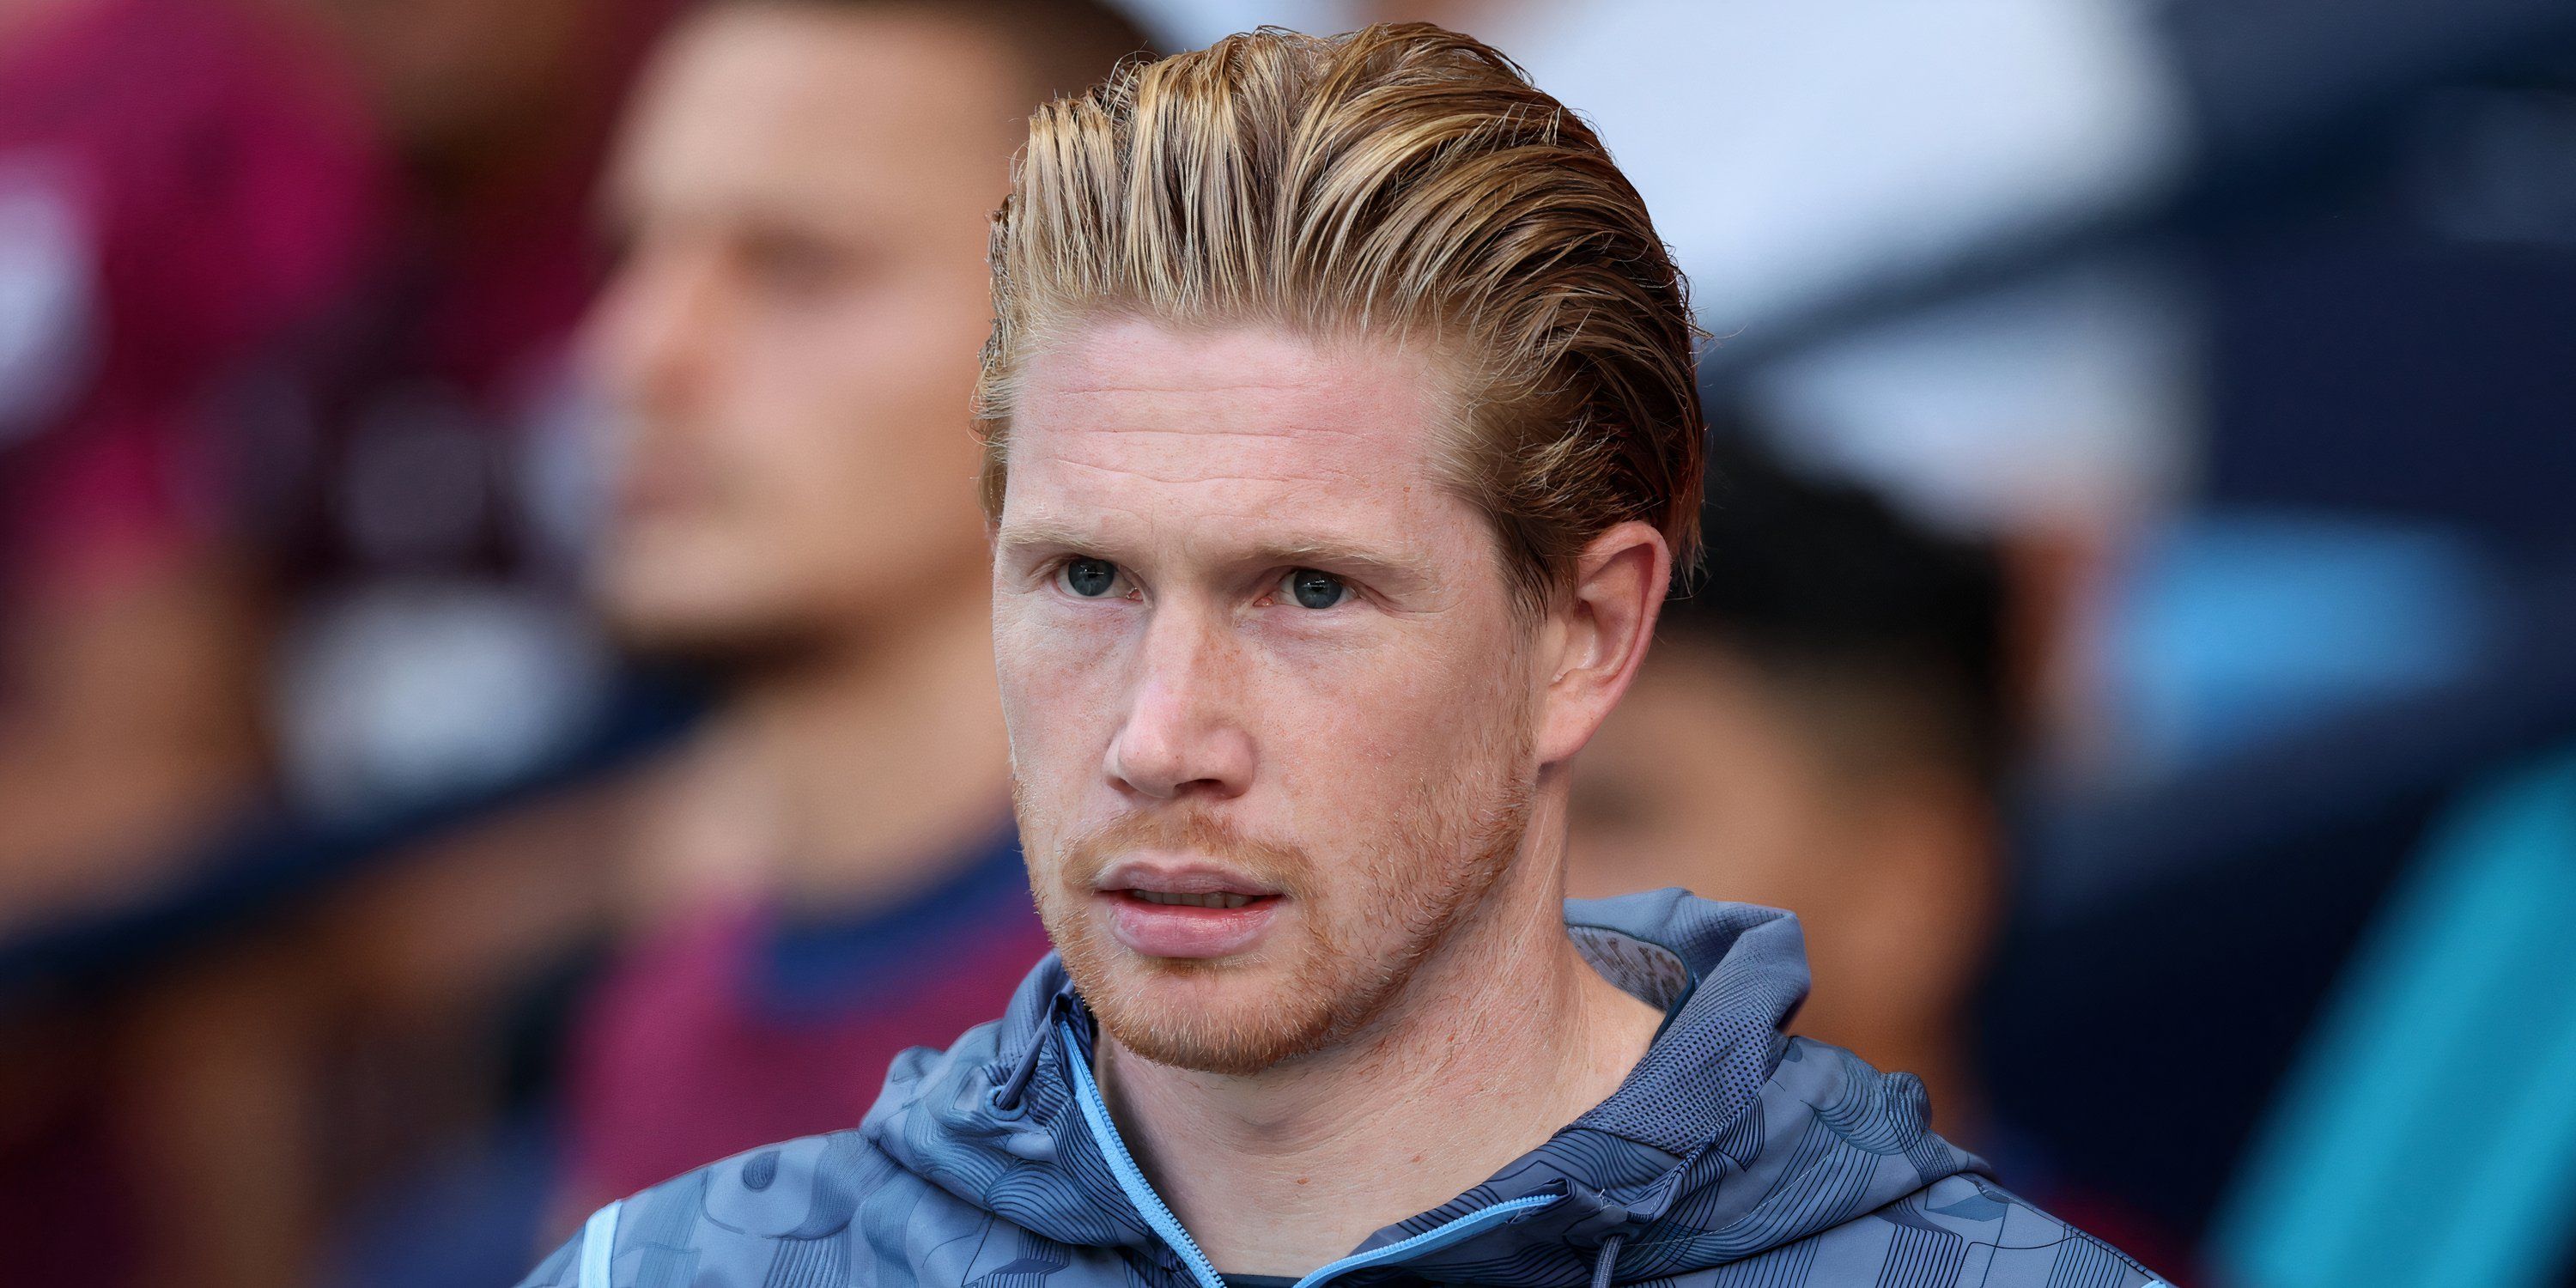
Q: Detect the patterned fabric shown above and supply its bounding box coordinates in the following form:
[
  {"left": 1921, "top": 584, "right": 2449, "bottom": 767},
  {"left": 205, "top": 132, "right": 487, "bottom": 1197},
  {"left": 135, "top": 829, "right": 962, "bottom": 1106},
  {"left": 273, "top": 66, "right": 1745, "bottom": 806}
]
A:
[{"left": 519, "top": 890, "right": 2163, "bottom": 1287}]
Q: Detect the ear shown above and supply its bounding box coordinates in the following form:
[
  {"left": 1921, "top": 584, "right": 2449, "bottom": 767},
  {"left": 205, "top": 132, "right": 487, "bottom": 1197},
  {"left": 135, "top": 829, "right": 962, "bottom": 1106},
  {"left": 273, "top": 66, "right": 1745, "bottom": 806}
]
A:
[{"left": 1535, "top": 520, "right": 1672, "bottom": 766}]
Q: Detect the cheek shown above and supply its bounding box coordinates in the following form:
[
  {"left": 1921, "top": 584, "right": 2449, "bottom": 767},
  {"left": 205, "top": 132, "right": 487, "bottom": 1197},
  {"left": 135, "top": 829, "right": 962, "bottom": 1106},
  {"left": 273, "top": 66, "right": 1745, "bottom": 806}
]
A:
[
  {"left": 727, "top": 362, "right": 983, "bottom": 567},
  {"left": 1254, "top": 621, "right": 1519, "bottom": 808},
  {"left": 738, "top": 274, "right": 983, "bottom": 437},
  {"left": 993, "top": 605, "right": 1128, "bottom": 787}
]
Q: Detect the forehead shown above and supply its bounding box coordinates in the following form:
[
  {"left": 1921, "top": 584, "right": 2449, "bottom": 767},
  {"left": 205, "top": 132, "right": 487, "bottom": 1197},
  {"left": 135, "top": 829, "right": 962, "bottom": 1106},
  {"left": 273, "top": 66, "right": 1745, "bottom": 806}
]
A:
[
  {"left": 615, "top": 7, "right": 1021, "bottom": 227},
  {"left": 1005, "top": 320, "right": 1474, "bottom": 550}
]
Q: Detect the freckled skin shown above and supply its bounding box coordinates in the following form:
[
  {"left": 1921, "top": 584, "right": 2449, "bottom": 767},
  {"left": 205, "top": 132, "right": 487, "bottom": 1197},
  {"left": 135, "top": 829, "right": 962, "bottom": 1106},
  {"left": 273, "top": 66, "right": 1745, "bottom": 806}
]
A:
[
  {"left": 993, "top": 320, "right": 1538, "bottom": 1066},
  {"left": 990, "top": 317, "right": 1675, "bottom": 1274}
]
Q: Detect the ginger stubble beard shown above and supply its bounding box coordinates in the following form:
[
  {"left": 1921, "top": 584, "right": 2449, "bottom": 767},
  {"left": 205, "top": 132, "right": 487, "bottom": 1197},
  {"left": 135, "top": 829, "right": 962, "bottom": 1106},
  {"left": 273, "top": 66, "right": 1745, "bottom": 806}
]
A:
[{"left": 1022, "top": 708, "right": 1537, "bottom": 1078}]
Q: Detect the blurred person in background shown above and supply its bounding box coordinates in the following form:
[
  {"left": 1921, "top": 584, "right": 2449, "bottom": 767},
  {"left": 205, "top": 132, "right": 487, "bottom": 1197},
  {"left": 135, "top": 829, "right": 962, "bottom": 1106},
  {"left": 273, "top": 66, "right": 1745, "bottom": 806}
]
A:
[
  {"left": 532, "top": 0, "right": 1152, "bottom": 1222},
  {"left": 1569, "top": 434, "right": 2011, "bottom": 1145},
  {"left": 0, "top": 0, "right": 381, "bottom": 928},
  {"left": 0, "top": 3, "right": 383, "bottom": 1285},
  {"left": 25, "top": 1, "right": 1150, "bottom": 1281},
  {"left": 1, "top": 0, "right": 671, "bottom": 1282},
  {"left": 1564, "top": 434, "right": 2186, "bottom": 1268}
]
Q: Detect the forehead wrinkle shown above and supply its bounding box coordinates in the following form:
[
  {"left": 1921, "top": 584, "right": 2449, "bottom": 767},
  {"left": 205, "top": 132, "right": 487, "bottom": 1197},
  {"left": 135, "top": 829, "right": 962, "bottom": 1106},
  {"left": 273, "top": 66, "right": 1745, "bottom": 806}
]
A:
[
  {"left": 1003, "top": 321, "right": 1489, "bottom": 589},
  {"left": 1009, "top": 440, "right": 1468, "bottom": 571},
  {"left": 1042, "top": 376, "right": 1330, "bottom": 397},
  {"left": 1024, "top": 410, "right": 1395, "bottom": 493},
  {"left": 1049, "top": 459, "right": 1349, "bottom": 494},
  {"left": 1024, "top": 426, "right": 1394, "bottom": 501},
  {"left": 1026, "top": 416, "right": 1380, "bottom": 447},
  {"left": 1006, "top": 483, "right": 1427, "bottom": 553},
  {"left": 1018, "top": 331, "right": 1454, "bottom": 432},
  {"left": 1023, "top": 391, "right": 1394, "bottom": 454}
]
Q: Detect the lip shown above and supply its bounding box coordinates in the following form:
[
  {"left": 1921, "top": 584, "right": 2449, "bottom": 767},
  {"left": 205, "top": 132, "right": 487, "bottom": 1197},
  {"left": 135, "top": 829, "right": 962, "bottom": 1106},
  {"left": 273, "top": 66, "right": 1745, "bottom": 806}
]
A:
[
  {"left": 1095, "top": 857, "right": 1281, "bottom": 898},
  {"left": 1093, "top": 856, "right": 1283, "bottom": 959}
]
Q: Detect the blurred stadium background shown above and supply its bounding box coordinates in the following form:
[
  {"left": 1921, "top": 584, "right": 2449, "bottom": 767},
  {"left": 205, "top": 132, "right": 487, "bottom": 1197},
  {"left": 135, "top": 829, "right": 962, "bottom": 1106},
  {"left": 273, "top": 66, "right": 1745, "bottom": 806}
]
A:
[{"left": 3, "top": 0, "right": 2572, "bottom": 1284}]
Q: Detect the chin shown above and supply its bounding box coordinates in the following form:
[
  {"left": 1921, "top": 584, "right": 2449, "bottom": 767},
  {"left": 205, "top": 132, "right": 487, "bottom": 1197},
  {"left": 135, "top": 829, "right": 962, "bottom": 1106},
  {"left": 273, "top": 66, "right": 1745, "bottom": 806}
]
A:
[
  {"left": 1063, "top": 934, "right": 1393, "bottom": 1077},
  {"left": 1099, "top": 987, "right": 1336, "bottom": 1077}
]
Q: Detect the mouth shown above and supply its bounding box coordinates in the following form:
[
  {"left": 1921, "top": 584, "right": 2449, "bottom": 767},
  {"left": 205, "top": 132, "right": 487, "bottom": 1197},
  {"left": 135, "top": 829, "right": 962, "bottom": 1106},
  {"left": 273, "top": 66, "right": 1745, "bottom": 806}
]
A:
[
  {"left": 1092, "top": 861, "right": 1285, "bottom": 959},
  {"left": 1121, "top": 890, "right": 1264, "bottom": 909}
]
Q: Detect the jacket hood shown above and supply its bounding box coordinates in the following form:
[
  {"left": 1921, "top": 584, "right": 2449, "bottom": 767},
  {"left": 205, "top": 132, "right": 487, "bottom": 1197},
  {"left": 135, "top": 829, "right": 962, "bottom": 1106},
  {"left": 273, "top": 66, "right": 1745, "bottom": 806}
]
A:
[{"left": 859, "top": 890, "right": 1987, "bottom": 1285}]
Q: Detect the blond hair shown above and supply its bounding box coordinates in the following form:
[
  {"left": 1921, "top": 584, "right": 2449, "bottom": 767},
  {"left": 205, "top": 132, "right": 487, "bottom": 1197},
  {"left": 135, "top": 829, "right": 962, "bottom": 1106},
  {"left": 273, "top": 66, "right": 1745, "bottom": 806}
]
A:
[{"left": 975, "top": 23, "right": 1704, "bottom": 602}]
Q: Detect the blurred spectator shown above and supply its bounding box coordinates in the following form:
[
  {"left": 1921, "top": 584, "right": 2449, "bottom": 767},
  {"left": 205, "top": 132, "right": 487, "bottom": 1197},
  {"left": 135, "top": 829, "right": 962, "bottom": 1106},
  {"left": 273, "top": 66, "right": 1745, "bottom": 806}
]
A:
[
  {"left": 1568, "top": 434, "right": 2011, "bottom": 1141},
  {"left": 306, "top": 6, "right": 1157, "bottom": 1281},
  {"left": 0, "top": 0, "right": 383, "bottom": 928},
  {"left": 1, "top": 0, "right": 671, "bottom": 1282},
  {"left": 256, "top": 0, "right": 679, "bottom": 816},
  {"left": 1566, "top": 434, "right": 2190, "bottom": 1266},
  {"left": 550, "top": 0, "right": 1150, "bottom": 1213}
]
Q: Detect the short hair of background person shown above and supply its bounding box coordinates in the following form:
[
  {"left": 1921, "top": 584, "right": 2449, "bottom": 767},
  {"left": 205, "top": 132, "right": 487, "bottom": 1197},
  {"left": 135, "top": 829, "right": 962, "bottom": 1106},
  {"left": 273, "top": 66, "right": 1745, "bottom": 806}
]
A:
[{"left": 1569, "top": 429, "right": 2014, "bottom": 1136}]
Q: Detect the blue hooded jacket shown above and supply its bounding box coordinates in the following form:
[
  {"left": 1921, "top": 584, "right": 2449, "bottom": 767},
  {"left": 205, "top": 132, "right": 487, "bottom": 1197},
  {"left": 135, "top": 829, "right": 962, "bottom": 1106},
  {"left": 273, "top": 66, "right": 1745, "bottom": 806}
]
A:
[{"left": 519, "top": 891, "right": 2166, "bottom": 1287}]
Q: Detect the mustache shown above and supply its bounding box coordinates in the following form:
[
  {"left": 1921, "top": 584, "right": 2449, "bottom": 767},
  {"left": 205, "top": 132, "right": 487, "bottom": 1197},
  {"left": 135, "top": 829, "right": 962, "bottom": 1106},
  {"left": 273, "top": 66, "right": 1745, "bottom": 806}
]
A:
[{"left": 1059, "top": 808, "right": 1313, "bottom": 895}]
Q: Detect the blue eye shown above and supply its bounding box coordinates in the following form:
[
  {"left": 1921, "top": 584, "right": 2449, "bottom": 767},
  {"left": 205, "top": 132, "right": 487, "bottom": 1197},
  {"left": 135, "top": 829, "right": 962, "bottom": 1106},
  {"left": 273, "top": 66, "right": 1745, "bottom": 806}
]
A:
[
  {"left": 1062, "top": 558, "right": 1119, "bottom": 598},
  {"left": 1285, "top": 568, "right": 1347, "bottom": 610}
]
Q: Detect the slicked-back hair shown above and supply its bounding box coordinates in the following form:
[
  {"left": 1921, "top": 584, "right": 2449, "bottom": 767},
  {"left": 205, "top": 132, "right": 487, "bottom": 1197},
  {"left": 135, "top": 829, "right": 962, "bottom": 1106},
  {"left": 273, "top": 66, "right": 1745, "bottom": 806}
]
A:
[{"left": 975, "top": 23, "right": 1706, "bottom": 606}]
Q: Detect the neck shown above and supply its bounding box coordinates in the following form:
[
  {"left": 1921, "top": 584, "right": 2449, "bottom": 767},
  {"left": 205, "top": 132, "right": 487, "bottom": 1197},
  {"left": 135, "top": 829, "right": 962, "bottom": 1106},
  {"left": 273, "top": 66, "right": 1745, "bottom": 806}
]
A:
[
  {"left": 1095, "top": 791, "right": 1664, "bottom": 1278},
  {"left": 646, "top": 589, "right": 1012, "bottom": 914}
]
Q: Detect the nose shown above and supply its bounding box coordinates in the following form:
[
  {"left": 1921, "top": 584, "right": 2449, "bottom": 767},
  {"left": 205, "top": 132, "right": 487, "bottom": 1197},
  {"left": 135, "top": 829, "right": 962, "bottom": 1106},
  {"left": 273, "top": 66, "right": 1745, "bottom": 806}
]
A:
[
  {"left": 1105, "top": 605, "right": 1256, "bottom": 801},
  {"left": 582, "top": 240, "right": 726, "bottom": 424}
]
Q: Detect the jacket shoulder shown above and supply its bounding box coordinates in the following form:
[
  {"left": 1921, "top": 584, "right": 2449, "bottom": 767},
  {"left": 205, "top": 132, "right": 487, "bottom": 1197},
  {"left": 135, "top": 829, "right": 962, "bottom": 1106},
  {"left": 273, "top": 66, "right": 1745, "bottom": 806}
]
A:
[{"left": 513, "top": 1127, "right": 900, "bottom": 1288}]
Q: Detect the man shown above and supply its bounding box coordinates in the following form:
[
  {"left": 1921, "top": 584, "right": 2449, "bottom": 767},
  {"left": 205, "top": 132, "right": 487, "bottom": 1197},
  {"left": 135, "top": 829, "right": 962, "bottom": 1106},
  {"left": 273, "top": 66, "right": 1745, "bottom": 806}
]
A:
[{"left": 523, "top": 24, "right": 2164, "bottom": 1288}]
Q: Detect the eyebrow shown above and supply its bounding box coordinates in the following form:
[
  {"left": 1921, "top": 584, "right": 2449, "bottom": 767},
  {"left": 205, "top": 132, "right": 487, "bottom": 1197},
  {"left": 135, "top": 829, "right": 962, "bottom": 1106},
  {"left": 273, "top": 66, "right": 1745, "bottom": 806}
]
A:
[
  {"left": 989, "top": 521, "right": 1098, "bottom": 562},
  {"left": 993, "top": 521, "right": 1428, "bottom": 586}
]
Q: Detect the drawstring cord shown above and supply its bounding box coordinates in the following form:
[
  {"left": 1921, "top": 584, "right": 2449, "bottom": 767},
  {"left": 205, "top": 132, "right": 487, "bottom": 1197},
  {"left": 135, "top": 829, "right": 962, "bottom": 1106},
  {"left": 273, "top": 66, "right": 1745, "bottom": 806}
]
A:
[
  {"left": 992, "top": 989, "right": 1074, "bottom": 1112},
  {"left": 1589, "top": 1232, "right": 1625, "bottom": 1288}
]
